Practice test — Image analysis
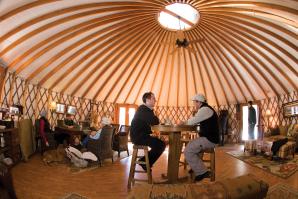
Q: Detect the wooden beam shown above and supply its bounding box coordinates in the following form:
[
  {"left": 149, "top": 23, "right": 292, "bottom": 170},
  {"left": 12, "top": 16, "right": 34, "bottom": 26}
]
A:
[
  {"left": 123, "top": 30, "right": 168, "bottom": 103},
  {"left": 8, "top": 72, "right": 16, "bottom": 106},
  {"left": 0, "top": 67, "right": 8, "bottom": 104},
  {"left": 34, "top": 84, "right": 41, "bottom": 120},
  {"left": 160, "top": 8, "right": 195, "bottom": 27},
  {"left": 22, "top": 80, "right": 29, "bottom": 115}
]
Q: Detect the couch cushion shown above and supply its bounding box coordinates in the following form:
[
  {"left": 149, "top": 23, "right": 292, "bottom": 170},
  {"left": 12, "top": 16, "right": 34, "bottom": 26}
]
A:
[
  {"left": 287, "top": 124, "right": 296, "bottom": 137},
  {"left": 279, "top": 126, "right": 288, "bottom": 136},
  {"left": 219, "top": 174, "right": 268, "bottom": 199},
  {"left": 127, "top": 174, "right": 269, "bottom": 199}
]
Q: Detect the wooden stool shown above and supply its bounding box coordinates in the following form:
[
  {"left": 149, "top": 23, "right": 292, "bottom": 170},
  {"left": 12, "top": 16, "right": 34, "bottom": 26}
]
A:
[
  {"left": 179, "top": 133, "right": 191, "bottom": 169},
  {"left": 190, "top": 148, "right": 216, "bottom": 182},
  {"left": 127, "top": 145, "right": 152, "bottom": 190},
  {"left": 179, "top": 132, "right": 199, "bottom": 169}
]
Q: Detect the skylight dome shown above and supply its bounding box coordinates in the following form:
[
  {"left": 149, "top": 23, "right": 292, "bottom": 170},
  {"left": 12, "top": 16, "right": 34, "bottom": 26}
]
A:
[{"left": 158, "top": 3, "right": 200, "bottom": 31}]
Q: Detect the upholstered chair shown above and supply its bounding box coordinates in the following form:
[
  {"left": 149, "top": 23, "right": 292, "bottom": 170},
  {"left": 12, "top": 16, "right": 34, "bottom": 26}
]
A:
[
  {"left": 112, "top": 125, "right": 130, "bottom": 157},
  {"left": 86, "top": 126, "right": 115, "bottom": 166}
]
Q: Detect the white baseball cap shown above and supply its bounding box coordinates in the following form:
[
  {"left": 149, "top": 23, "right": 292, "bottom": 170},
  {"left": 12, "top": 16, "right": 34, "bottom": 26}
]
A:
[
  {"left": 101, "top": 117, "right": 111, "bottom": 125},
  {"left": 191, "top": 94, "right": 206, "bottom": 102}
]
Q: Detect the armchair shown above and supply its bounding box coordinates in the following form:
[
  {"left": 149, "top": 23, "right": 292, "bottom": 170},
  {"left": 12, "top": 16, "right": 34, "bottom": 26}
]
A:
[
  {"left": 86, "top": 126, "right": 115, "bottom": 166},
  {"left": 112, "top": 125, "right": 130, "bottom": 157}
]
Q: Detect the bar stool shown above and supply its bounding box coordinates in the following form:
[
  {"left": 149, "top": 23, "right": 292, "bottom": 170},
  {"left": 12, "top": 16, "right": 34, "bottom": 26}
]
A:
[
  {"left": 190, "top": 148, "right": 216, "bottom": 182},
  {"left": 179, "top": 132, "right": 198, "bottom": 169},
  {"left": 179, "top": 132, "right": 191, "bottom": 169},
  {"left": 127, "top": 145, "right": 152, "bottom": 190}
]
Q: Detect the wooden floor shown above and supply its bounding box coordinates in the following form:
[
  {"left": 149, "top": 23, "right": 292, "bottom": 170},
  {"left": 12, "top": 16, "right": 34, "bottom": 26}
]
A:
[{"left": 11, "top": 144, "right": 298, "bottom": 199}]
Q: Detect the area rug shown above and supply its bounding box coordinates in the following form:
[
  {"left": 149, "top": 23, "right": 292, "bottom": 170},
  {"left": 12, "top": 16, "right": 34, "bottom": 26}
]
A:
[
  {"left": 61, "top": 193, "right": 88, "bottom": 199},
  {"left": 226, "top": 151, "right": 298, "bottom": 178},
  {"left": 266, "top": 183, "right": 298, "bottom": 199}
]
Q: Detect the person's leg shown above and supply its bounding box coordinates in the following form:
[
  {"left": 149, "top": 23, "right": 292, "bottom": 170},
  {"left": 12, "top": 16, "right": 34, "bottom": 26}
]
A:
[
  {"left": 248, "top": 124, "right": 255, "bottom": 139},
  {"left": 137, "top": 136, "right": 166, "bottom": 167},
  {"left": 184, "top": 137, "right": 215, "bottom": 177}
]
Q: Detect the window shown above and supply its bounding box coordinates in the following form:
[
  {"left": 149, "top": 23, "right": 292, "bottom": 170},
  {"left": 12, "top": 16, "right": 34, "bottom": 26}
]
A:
[
  {"left": 158, "top": 3, "right": 199, "bottom": 31},
  {"left": 115, "top": 104, "right": 138, "bottom": 125},
  {"left": 242, "top": 104, "right": 259, "bottom": 140}
]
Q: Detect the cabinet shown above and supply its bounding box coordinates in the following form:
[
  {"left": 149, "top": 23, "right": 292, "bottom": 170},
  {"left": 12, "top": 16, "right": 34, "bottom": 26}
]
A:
[{"left": 0, "top": 128, "right": 21, "bottom": 164}]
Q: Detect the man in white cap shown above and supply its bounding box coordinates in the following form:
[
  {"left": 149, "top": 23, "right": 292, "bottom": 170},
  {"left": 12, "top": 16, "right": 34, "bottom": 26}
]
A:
[{"left": 181, "top": 94, "right": 219, "bottom": 182}]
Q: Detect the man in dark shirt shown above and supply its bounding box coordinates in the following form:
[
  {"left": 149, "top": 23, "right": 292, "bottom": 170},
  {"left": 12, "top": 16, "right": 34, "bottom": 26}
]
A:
[
  {"left": 130, "top": 92, "right": 166, "bottom": 171},
  {"left": 248, "top": 101, "right": 256, "bottom": 140}
]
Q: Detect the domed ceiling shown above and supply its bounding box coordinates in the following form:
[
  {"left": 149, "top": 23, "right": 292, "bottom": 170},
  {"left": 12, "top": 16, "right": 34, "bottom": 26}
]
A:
[{"left": 0, "top": 0, "right": 297, "bottom": 107}]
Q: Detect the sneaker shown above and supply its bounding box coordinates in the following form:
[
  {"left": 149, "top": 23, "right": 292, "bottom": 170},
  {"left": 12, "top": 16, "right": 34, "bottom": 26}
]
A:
[{"left": 194, "top": 171, "right": 211, "bottom": 182}]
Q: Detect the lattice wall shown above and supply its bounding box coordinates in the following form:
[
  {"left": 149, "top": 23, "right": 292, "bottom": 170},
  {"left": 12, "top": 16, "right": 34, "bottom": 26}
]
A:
[
  {"left": 260, "top": 91, "right": 298, "bottom": 133},
  {"left": 0, "top": 72, "right": 115, "bottom": 127},
  {"left": 1, "top": 72, "right": 296, "bottom": 143},
  {"left": 155, "top": 104, "right": 241, "bottom": 143}
]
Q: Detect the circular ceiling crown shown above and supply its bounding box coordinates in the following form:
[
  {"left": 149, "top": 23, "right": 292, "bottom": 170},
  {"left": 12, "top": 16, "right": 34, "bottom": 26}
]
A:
[{"left": 158, "top": 3, "right": 200, "bottom": 31}]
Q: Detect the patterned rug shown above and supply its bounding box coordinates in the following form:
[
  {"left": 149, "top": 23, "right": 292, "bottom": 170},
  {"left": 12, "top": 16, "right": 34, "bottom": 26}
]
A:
[
  {"left": 226, "top": 151, "right": 298, "bottom": 178},
  {"left": 266, "top": 183, "right": 298, "bottom": 199},
  {"left": 61, "top": 193, "right": 88, "bottom": 199}
]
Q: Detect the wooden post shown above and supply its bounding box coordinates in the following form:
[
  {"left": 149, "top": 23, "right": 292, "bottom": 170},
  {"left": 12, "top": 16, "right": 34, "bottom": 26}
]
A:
[
  {"left": 22, "top": 80, "right": 29, "bottom": 116},
  {"left": 0, "top": 67, "right": 8, "bottom": 104},
  {"left": 8, "top": 72, "right": 16, "bottom": 106},
  {"left": 34, "top": 84, "right": 41, "bottom": 120}
]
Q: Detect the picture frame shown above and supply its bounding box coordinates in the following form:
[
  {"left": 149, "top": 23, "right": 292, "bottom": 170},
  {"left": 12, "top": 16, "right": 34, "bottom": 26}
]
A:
[
  {"left": 9, "top": 106, "right": 19, "bottom": 115},
  {"left": 67, "top": 105, "right": 77, "bottom": 115},
  {"left": 56, "top": 103, "right": 66, "bottom": 114},
  {"left": 283, "top": 100, "right": 298, "bottom": 117}
]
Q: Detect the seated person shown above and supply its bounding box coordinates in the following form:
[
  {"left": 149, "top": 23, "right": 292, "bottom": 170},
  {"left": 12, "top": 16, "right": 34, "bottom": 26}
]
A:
[
  {"left": 64, "top": 114, "right": 77, "bottom": 128},
  {"left": 72, "top": 136, "right": 83, "bottom": 151},
  {"left": 39, "top": 110, "right": 55, "bottom": 147},
  {"left": 82, "top": 117, "right": 111, "bottom": 147}
]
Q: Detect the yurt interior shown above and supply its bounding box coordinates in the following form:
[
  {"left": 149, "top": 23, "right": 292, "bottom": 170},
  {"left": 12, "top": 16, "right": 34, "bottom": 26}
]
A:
[{"left": 0, "top": 0, "right": 297, "bottom": 199}]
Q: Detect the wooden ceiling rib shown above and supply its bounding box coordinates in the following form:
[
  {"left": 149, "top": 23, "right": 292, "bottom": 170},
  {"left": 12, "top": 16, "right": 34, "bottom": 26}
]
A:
[
  {"left": 54, "top": 14, "right": 154, "bottom": 92},
  {"left": 200, "top": 21, "right": 269, "bottom": 99},
  {"left": 113, "top": 30, "right": 167, "bottom": 103},
  {"left": 0, "top": 0, "right": 296, "bottom": 107},
  {"left": 195, "top": 22, "right": 255, "bottom": 101},
  {"left": 72, "top": 17, "right": 157, "bottom": 97},
  {"left": 11, "top": 11, "right": 148, "bottom": 71},
  {"left": 85, "top": 19, "right": 159, "bottom": 99},
  {"left": 204, "top": 15, "right": 296, "bottom": 92},
  {"left": 102, "top": 26, "right": 163, "bottom": 102},
  {"left": 31, "top": 12, "right": 155, "bottom": 82}
]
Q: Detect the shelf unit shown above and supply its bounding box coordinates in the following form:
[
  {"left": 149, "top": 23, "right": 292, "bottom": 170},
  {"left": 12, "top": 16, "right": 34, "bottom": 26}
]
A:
[{"left": 0, "top": 128, "right": 21, "bottom": 164}]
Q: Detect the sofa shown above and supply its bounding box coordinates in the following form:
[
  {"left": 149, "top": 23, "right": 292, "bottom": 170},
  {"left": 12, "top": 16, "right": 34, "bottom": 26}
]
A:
[
  {"left": 127, "top": 174, "right": 269, "bottom": 199},
  {"left": 264, "top": 123, "right": 298, "bottom": 150}
]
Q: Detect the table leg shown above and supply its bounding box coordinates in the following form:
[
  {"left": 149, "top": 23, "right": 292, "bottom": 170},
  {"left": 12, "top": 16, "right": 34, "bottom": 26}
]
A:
[{"left": 167, "top": 131, "right": 182, "bottom": 183}]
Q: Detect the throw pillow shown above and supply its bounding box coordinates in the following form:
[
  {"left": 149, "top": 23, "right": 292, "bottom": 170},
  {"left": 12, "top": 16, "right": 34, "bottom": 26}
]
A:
[
  {"left": 287, "top": 123, "right": 295, "bottom": 137},
  {"left": 270, "top": 127, "right": 280, "bottom": 136},
  {"left": 279, "top": 126, "right": 288, "bottom": 136}
]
